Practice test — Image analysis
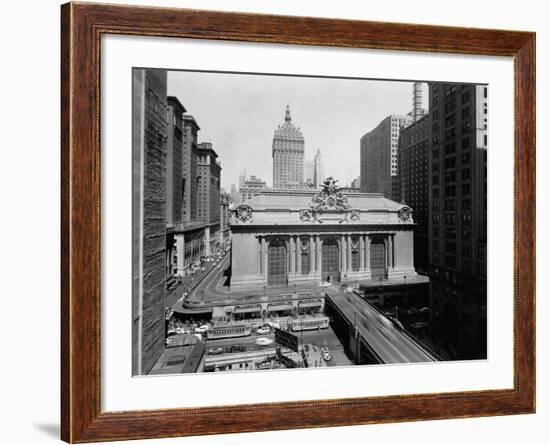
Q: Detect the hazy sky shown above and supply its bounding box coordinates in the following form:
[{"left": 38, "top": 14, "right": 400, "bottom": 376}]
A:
[{"left": 167, "top": 70, "right": 428, "bottom": 191}]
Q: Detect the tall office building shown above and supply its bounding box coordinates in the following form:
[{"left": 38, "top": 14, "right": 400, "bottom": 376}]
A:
[
  {"left": 240, "top": 174, "right": 268, "bottom": 202},
  {"left": 132, "top": 68, "right": 167, "bottom": 375},
  {"left": 303, "top": 149, "right": 324, "bottom": 188},
  {"left": 313, "top": 149, "right": 324, "bottom": 188},
  {"left": 272, "top": 105, "right": 305, "bottom": 188},
  {"left": 360, "top": 114, "right": 412, "bottom": 201},
  {"left": 228, "top": 184, "right": 241, "bottom": 204},
  {"left": 238, "top": 170, "right": 246, "bottom": 190},
  {"left": 182, "top": 114, "right": 200, "bottom": 222},
  {"left": 398, "top": 114, "right": 429, "bottom": 270},
  {"left": 428, "top": 82, "right": 488, "bottom": 359},
  {"left": 197, "top": 142, "right": 222, "bottom": 255},
  {"left": 166, "top": 96, "right": 186, "bottom": 226}
]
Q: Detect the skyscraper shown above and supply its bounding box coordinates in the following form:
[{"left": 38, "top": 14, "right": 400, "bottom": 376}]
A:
[
  {"left": 398, "top": 114, "right": 429, "bottom": 270},
  {"left": 166, "top": 96, "right": 186, "bottom": 227},
  {"left": 197, "top": 142, "right": 221, "bottom": 255},
  {"left": 304, "top": 149, "right": 325, "bottom": 188},
  {"left": 238, "top": 169, "right": 246, "bottom": 190},
  {"left": 182, "top": 114, "right": 200, "bottom": 222},
  {"left": 313, "top": 149, "right": 324, "bottom": 188},
  {"left": 360, "top": 114, "right": 412, "bottom": 201},
  {"left": 272, "top": 105, "right": 305, "bottom": 188},
  {"left": 428, "top": 82, "right": 487, "bottom": 359},
  {"left": 240, "top": 174, "right": 268, "bottom": 202},
  {"left": 132, "top": 68, "right": 167, "bottom": 375}
]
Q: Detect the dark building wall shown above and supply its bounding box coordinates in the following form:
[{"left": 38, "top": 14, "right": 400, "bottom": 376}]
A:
[
  {"left": 132, "top": 69, "right": 168, "bottom": 375},
  {"left": 428, "top": 83, "right": 487, "bottom": 280},
  {"left": 427, "top": 82, "right": 488, "bottom": 358},
  {"left": 398, "top": 115, "right": 429, "bottom": 271}
]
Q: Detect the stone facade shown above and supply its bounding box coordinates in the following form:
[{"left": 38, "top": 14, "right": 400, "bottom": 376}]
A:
[
  {"left": 229, "top": 179, "right": 419, "bottom": 289},
  {"left": 132, "top": 69, "right": 168, "bottom": 375}
]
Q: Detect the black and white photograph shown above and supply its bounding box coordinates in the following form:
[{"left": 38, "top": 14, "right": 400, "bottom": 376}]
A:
[{"left": 132, "top": 69, "right": 488, "bottom": 376}]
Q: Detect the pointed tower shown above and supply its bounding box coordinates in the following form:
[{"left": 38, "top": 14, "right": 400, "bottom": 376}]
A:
[
  {"left": 272, "top": 104, "right": 305, "bottom": 189},
  {"left": 313, "top": 149, "right": 324, "bottom": 188}
]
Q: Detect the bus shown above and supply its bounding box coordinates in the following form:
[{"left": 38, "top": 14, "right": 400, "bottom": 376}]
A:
[
  {"left": 206, "top": 324, "right": 252, "bottom": 340},
  {"left": 291, "top": 316, "right": 329, "bottom": 332}
]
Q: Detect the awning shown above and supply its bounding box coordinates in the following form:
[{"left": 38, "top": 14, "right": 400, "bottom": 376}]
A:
[
  {"left": 233, "top": 305, "right": 262, "bottom": 314},
  {"left": 173, "top": 306, "right": 213, "bottom": 315},
  {"left": 267, "top": 303, "right": 293, "bottom": 311},
  {"left": 297, "top": 300, "right": 323, "bottom": 308}
]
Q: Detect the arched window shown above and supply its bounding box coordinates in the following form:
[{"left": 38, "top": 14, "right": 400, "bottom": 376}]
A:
[
  {"left": 350, "top": 237, "right": 360, "bottom": 271},
  {"left": 267, "top": 239, "right": 287, "bottom": 286},
  {"left": 300, "top": 237, "right": 310, "bottom": 275},
  {"left": 322, "top": 238, "right": 339, "bottom": 282}
]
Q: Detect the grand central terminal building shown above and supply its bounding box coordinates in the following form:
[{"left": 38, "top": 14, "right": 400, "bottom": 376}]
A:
[{"left": 229, "top": 178, "right": 421, "bottom": 289}]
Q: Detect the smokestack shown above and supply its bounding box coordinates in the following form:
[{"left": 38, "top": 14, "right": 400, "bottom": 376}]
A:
[{"left": 413, "top": 82, "right": 423, "bottom": 122}]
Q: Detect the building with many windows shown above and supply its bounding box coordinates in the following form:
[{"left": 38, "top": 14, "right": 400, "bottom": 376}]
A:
[
  {"left": 240, "top": 174, "right": 268, "bottom": 202},
  {"left": 272, "top": 105, "right": 305, "bottom": 188},
  {"left": 168, "top": 113, "right": 207, "bottom": 281},
  {"left": 229, "top": 179, "right": 421, "bottom": 289},
  {"left": 360, "top": 114, "right": 412, "bottom": 201},
  {"left": 428, "top": 82, "right": 487, "bottom": 359},
  {"left": 197, "top": 142, "right": 222, "bottom": 255},
  {"left": 132, "top": 68, "right": 168, "bottom": 375},
  {"left": 181, "top": 114, "right": 200, "bottom": 222},
  {"left": 166, "top": 96, "right": 185, "bottom": 227},
  {"left": 398, "top": 114, "right": 429, "bottom": 271}
]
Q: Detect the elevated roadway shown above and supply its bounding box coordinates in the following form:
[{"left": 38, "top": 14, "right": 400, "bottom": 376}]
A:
[{"left": 324, "top": 287, "right": 438, "bottom": 364}]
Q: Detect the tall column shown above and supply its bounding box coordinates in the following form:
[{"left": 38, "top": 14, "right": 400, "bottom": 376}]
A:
[
  {"left": 309, "top": 235, "right": 315, "bottom": 273},
  {"left": 315, "top": 235, "right": 322, "bottom": 272},
  {"left": 347, "top": 235, "right": 352, "bottom": 272},
  {"left": 204, "top": 227, "right": 211, "bottom": 256},
  {"left": 359, "top": 235, "right": 365, "bottom": 270},
  {"left": 341, "top": 235, "right": 347, "bottom": 273},
  {"left": 264, "top": 238, "right": 269, "bottom": 276},
  {"left": 296, "top": 236, "right": 302, "bottom": 275},
  {"left": 258, "top": 236, "right": 264, "bottom": 274},
  {"left": 289, "top": 236, "right": 296, "bottom": 274},
  {"left": 175, "top": 234, "right": 185, "bottom": 277},
  {"left": 384, "top": 237, "right": 390, "bottom": 269},
  {"left": 388, "top": 235, "right": 394, "bottom": 269},
  {"left": 365, "top": 235, "right": 371, "bottom": 270}
]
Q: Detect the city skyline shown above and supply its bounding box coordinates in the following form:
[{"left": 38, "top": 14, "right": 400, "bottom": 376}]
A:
[
  {"left": 168, "top": 70, "right": 428, "bottom": 191},
  {"left": 133, "top": 68, "right": 487, "bottom": 377}
]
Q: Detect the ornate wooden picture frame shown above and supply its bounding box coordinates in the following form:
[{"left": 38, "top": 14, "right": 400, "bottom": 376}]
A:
[{"left": 61, "top": 2, "right": 535, "bottom": 442}]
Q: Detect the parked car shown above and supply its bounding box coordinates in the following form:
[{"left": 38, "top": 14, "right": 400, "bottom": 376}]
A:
[
  {"left": 256, "top": 326, "right": 271, "bottom": 335},
  {"left": 228, "top": 344, "right": 245, "bottom": 353},
  {"left": 208, "top": 347, "right": 224, "bottom": 355},
  {"left": 321, "top": 347, "right": 332, "bottom": 361}
]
